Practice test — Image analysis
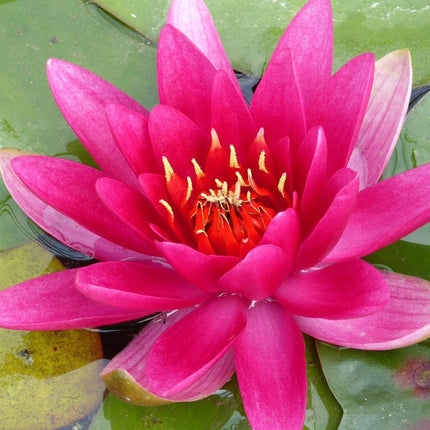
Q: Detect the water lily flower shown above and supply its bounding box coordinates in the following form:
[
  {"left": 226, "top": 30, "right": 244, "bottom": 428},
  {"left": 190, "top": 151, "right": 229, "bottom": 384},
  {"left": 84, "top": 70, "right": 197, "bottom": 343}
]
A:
[{"left": 1, "top": 0, "right": 430, "bottom": 428}]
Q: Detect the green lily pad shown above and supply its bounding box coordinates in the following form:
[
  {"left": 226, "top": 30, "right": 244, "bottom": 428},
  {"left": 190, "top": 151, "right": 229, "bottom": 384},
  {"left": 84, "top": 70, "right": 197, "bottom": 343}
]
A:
[
  {"left": 93, "top": 0, "right": 430, "bottom": 86},
  {"left": 317, "top": 340, "right": 430, "bottom": 429},
  {"left": 0, "top": 0, "right": 159, "bottom": 250},
  {"left": 0, "top": 241, "right": 105, "bottom": 429}
]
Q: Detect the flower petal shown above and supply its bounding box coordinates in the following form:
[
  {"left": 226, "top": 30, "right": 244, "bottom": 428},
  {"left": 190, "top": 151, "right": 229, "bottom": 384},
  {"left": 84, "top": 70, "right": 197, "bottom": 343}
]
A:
[
  {"left": 75, "top": 261, "right": 209, "bottom": 311},
  {"left": 0, "top": 149, "right": 148, "bottom": 261},
  {"left": 274, "top": 259, "right": 390, "bottom": 319},
  {"left": 167, "top": 0, "right": 237, "bottom": 85},
  {"left": 295, "top": 168, "right": 359, "bottom": 269},
  {"left": 145, "top": 295, "right": 248, "bottom": 398},
  {"left": 156, "top": 242, "right": 239, "bottom": 293},
  {"left": 102, "top": 309, "right": 235, "bottom": 404},
  {"left": 46, "top": 58, "right": 147, "bottom": 186},
  {"left": 157, "top": 24, "right": 216, "bottom": 133},
  {"left": 326, "top": 162, "right": 430, "bottom": 261},
  {"left": 148, "top": 104, "right": 208, "bottom": 178},
  {"left": 307, "top": 53, "right": 375, "bottom": 175},
  {"left": 250, "top": 47, "right": 305, "bottom": 147},
  {"left": 218, "top": 244, "right": 292, "bottom": 300},
  {"left": 349, "top": 49, "right": 412, "bottom": 188},
  {"left": 295, "top": 271, "right": 430, "bottom": 349},
  {"left": 9, "top": 154, "right": 153, "bottom": 256},
  {"left": 234, "top": 301, "right": 306, "bottom": 430},
  {"left": 105, "top": 103, "right": 159, "bottom": 176},
  {"left": 273, "top": 0, "right": 333, "bottom": 113},
  {"left": 0, "top": 269, "right": 148, "bottom": 330},
  {"left": 211, "top": 70, "right": 257, "bottom": 160}
]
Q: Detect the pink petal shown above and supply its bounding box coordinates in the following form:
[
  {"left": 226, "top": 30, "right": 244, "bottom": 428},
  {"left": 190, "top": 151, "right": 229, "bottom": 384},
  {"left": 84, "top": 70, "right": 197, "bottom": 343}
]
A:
[
  {"left": 211, "top": 70, "right": 257, "bottom": 160},
  {"left": 95, "top": 177, "right": 159, "bottom": 248},
  {"left": 145, "top": 295, "right": 248, "bottom": 398},
  {"left": 157, "top": 24, "right": 216, "bottom": 133},
  {"left": 218, "top": 244, "right": 292, "bottom": 300},
  {"left": 105, "top": 104, "right": 159, "bottom": 176},
  {"left": 295, "top": 168, "right": 359, "bottom": 269},
  {"left": 0, "top": 269, "right": 149, "bottom": 330},
  {"left": 0, "top": 150, "right": 148, "bottom": 261},
  {"left": 295, "top": 271, "right": 430, "bottom": 350},
  {"left": 148, "top": 105, "right": 208, "bottom": 178},
  {"left": 234, "top": 301, "right": 306, "bottom": 430},
  {"left": 102, "top": 309, "right": 235, "bottom": 403},
  {"left": 75, "top": 261, "right": 209, "bottom": 311},
  {"left": 274, "top": 259, "right": 389, "bottom": 319},
  {"left": 10, "top": 154, "right": 153, "bottom": 256},
  {"left": 167, "top": 0, "right": 237, "bottom": 86},
  {"left": 156, "top": 241, "right": 240, "bottom": 293},
  {"left": 275, "top": 0, "right": 333, "bottom": 113},
  {"left": 250, "top": 47, "right": 305, "bottom": 147},
  {"left": 46, "top": 58, "right": 147, "bottom": 186},
  {"left": 348, "top": 49, "right": 412, "bottom": 188},
  {"left": 307, "top": 53, "right": 375, "bottom": 175},
  {"left": 326, "top": 162, "right": 430, "bottom": 261}
]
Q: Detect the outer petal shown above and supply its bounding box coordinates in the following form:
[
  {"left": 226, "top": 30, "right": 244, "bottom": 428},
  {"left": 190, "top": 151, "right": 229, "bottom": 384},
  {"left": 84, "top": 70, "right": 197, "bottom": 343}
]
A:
[
  {"left": 250, "top": 47, "right": 305, "bottom": 147},
  {"left": 349, "top": 49, "right": 412, "bottom": 188},
  {"left": 105, "top": 104, "right": 159, "bottom": 176},
  {"left": 0, "top": 150, "right": 148, "bottom": 261},
  {"left": 101, "top": 309, "right": 235, "bottom": 404},
  {"left": 167, "top": 0, "right": 237, "bottom": 86},
  {"left": 0, "top": 269, "right": 149, "bottom": 330},
  {"left": 148, "top": 105, "right": 208, "bottom": 178},
  {"left": 47, "top": 58, "right": 147, "bottom": 186},
  {"left": 295, "top": 271, "right": 430, "bottom": 350},
  {"left": 156, "top": 241, "right": 239, "bottom": 293},
  {"left": 75, "top": 261, "right": 209, "bottom": 311},
  {"left": 8, "top": 154, "right": 153, "bottom": 256},
  {"left": 157, "top": 24, "right": 216, "bottom": 133},
  {"left": 274, "top": 259, "right": 389, "bottom": 319},
  {"left": 234, "top": 301, "right": 306, "bottom": 430},
  {"left": 295, "top": 168, "right": 359, "bottom": 269},
  {"left": 218, "top": 244, "right": 292, "bottom": 300},
  {"left": 145, "top": 295, "right": 248, "bottom": 398},
  {"left": 274, "top": 0, "right": 333, "bottom": 112},
  {"left": 307, "top": 53, "right": 375, "bottom": 175},
  {"left": 326, "top": 162, "right": 430, "bottom": 261}
]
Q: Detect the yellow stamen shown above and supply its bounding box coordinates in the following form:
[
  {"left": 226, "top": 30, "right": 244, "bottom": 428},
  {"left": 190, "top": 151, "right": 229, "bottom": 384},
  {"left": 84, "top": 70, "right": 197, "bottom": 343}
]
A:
[
  {"left": 191, "top": 158, "right": 204, "bottom": 178},
  {"left": 162, "top": 156, "right": 174, "bottom": 182},
  {"left": 235, "top": 171, "right": 247, "bottom": 187},
  {"left": 258, "top": 150, "right": 269, "bottom": 173},
  {"left": 278, "top": 172, "right": 287, "bottom": 197},
  {"left": 159, "top": 199, "right": 174, "bottom": 220},
  {"left": 229, "top": 145, "right": 239, "bottom": 169},
  {"left": 184, "top": 176, "right": 193, "bottom": 205}
]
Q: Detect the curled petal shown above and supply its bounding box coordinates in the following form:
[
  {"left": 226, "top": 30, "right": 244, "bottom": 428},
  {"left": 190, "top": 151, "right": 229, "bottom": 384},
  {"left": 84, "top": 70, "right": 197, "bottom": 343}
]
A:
[
  {"left": 47, "top": 58, "right": 147, "bottom": 186},
  {"left": 145, "top": 295, "right": 248, "bottom": 399},
  {"left": 0, "top": 269, "right": 149, "bottom": 330},
  {"left": 349, "top": 49, "right": 412, "bottom": 188},
  {"left": 274, "top": 259, "right": 390, "bottom": 319},
  {"left": 76, "top": 261, "right": 209, "bottom": 311},
  {"left": 326, "top": 162, "right": 430, "bottom": 261},
  {"left": 295, "top": 271, "right": 430, "bottom": 350},
  {"left": 234, "top": 301, "right": 306, "bottom": 430},
  {"left": 0, "top": 150, "right": 149, "bottom": 261}
]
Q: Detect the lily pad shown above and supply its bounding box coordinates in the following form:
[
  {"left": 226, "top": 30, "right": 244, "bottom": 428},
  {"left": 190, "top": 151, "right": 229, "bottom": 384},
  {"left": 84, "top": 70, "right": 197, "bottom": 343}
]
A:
[
  {"left": 0, "top": 241, "right": 105, "bottom": 429},
  {"left": 0, "top": 0, "right": 158, "bottom": 250},
  {"left": 317, "top": 340, "right": 430, "bottom": 429},
  {"left": 93, "top": 0, "right": 430, "bottom": 86}
]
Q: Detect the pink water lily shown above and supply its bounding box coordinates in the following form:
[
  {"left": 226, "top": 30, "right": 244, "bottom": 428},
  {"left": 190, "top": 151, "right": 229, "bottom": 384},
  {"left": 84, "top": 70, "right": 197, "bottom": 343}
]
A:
[{"left": 1, "top": 0, "right": 430, "bottom": 428}]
